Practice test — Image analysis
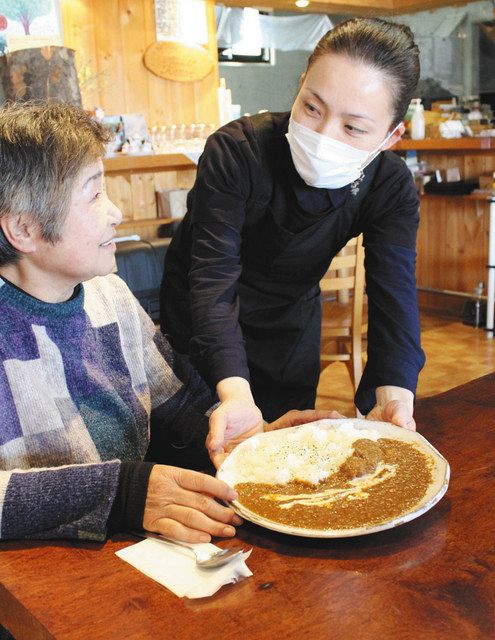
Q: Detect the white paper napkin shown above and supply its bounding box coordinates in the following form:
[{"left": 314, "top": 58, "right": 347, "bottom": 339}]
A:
[{"left": 116, "top": 539, "right": 252, "bottom": 599}]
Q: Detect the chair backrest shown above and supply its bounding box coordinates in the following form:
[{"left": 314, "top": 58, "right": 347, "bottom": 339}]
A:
[
  {"left": 320, "top": 234, "right": 366, "bottom": 342},
  {"left": 320, "top": 234, "right": 364, "bottom": 291}
]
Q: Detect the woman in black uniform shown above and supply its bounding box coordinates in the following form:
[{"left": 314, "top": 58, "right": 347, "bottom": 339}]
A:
[{"left": 160, "top": 17, "right": 425, "bottom": 459}]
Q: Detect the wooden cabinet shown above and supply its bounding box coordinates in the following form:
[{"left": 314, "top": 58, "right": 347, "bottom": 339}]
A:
[{"left": 392, "top": 139, "right": 495, "bottom": 315}]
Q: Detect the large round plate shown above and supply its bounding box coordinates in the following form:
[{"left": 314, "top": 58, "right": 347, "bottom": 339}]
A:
[{"left": 217, "top": 418, "right": 450, "bottom": 538}]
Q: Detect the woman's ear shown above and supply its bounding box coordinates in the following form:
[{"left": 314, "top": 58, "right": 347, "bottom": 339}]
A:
[
  {"left": 383, "top": 122, "right": 406, "bottom": 150},
  {"left": 0, "top": 214, "right": 38, "bottom": 254}
]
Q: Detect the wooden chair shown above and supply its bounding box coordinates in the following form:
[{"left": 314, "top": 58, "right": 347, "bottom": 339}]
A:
[{"left": 319, "top": 235, "right": 367, "bottom": 411}]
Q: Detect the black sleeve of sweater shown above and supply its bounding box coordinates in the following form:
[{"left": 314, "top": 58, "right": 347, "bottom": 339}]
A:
[
  {"left": 107, "top": 461, "right": 155, "bottom": 534},
  {"left": 185, "top": 119, "right": 262, "bottom": 387},
  {"left": 355, "top": 152, "right": 425, "bottom": 413},
  {"left": 355, "top": 243, "right": 425, "bottom": 414}
]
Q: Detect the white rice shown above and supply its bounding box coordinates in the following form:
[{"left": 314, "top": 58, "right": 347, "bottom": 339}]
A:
[{"left": 227, "top": 420, "right": 381, "bottom": 485}]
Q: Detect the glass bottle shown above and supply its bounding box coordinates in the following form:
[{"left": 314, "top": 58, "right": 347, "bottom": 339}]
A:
[{"left": 411, "top": 99, "right": 425, "bottom": 140}]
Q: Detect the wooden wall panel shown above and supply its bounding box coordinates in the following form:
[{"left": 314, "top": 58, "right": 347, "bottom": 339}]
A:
[
  {"left": 130, "top": 173, "right": 158, "bottom": 219},
  {"left": 62, "top": 0, "right": 217, "bottom": 229},
  {"left": 60, "top": 0, "right": 100, "bottom": 109},
  {"left": 92, "top": 1, "right": 126, "bottom": 115},
  {"left": 105, "top": 166, "right": 196, "bottom": 227},
  {"left": 416, "top": 195, "right": 490, "bottom": 316},
  {"left": 154, "top": 169, "right": 197, "bottom": 190},
  {"left": 61, "top": 0, "right": 219, "bottom": 127},
  {"left": 417, "top": 195, "right": 489, "bottom": 294},
  {"left": 120, "top": 0, "right": 150, "bottom": 118}
]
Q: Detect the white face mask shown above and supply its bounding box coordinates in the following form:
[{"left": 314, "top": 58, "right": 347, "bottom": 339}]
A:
[{"left": 285, "top": 117, "right": 399, "bottom": 190}]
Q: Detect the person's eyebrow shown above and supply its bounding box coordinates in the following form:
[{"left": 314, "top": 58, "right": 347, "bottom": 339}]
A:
[
  {"left": 306, "top": 89, "right": 376, "bottom": 123},
  {"left": 343, "top": 112, "right": 376, "bottom": 123},
  {"left": 83, "top": 170, "right": 103, "bottom": 188}
]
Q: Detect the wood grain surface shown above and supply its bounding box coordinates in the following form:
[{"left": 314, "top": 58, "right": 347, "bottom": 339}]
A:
[
  {"left": 220, "top": 0, "right": 473, "bottom": 17},
  {"left": 60, "top": 0, "right": 218, "bottom": 228},
  {"left": 103, "top": 153, "right": 197, "bottom": 224},
  {"left": 1, "top": 374, "right": 495, "bottom": 640},
  {"left": 393, "top": 138, "right": 495, "bottom": 152},
  {"left": 410, "top": 145, "right": 495, "bottom": 315},
  {"left": 60, "top": 0, "right": 219, "bottom": 127}
]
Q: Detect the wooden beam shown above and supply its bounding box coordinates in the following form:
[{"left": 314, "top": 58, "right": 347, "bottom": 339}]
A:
[
  {"left": 389, "top": 0, "right": 473, "bottom": 13},
  {"left": 222, "top": 0, "right": 390, "bottom": 15},
  {"left": 221, "top": 0, "right": 472, "bottom": 16}
]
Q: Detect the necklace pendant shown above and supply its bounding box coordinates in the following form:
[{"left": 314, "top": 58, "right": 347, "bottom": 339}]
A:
[{"left": 350, "top": 172, "right": 364, "bottom": 196}]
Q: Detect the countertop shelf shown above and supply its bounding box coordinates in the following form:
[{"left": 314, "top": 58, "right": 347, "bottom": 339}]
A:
[
  {"left": 117, "top": 217, "right": 177, "bottom": 230},
  {"left": 102, "top": 141, "right": 495, "bottom": 174},
  {"left": 393, "top": 138, "right": 495, "bottom": 151},
  {"left": 103, "top": 153, "right": 197, "bottom": 174},
  {"left": 418, "top": 190, "right": 495, "bottom": 202}
]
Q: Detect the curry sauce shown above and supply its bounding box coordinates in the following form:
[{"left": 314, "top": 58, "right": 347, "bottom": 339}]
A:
[{"left": 235, "top": 438, "right": 433, "bottom": 530}]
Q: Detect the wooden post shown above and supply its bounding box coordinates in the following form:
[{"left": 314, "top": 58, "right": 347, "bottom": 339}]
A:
[{"left": 0, "top": 46, "right": 82, "bottom": 105}]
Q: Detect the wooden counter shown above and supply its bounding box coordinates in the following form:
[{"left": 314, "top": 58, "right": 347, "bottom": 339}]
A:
[
  {"left": 392, "top": 137, "right": 495, "bottom": 316},
  {"left": 2, "top": 374, "right": 495, "bottom": 640}
]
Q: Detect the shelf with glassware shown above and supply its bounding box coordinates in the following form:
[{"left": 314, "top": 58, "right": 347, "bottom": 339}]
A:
[{"left": 392, "top": 139, "right": 495, "bottom": 321}]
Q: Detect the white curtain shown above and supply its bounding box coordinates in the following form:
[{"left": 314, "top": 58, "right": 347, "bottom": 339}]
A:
[
  {"left": 216, "top": 7, "right": 332, "bottom": 52},
  {"left": 216, "top": 7, "right": 244, "bottom": 48},
  {"left": 389, "top": 6, "right": 466, "bottom": 38},
  {"left": 258, "top": 14, "right": 333, "bottom": 51}
]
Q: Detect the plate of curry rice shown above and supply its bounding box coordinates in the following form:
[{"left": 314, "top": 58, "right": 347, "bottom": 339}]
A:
[{"left": 217, "top": 418, "right": 450, "bottom": 538}]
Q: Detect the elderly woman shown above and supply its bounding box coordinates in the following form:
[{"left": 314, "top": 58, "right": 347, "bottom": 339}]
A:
[{"left": 0, "top": 101, "right": 329, "bottom": 549}]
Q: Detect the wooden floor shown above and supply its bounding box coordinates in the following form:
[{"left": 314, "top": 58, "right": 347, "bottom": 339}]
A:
[{"left": 316, "top": 312, "right": 495, "bottom": 417}]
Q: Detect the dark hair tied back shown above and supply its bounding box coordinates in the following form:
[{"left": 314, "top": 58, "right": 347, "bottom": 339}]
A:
[{"left": 307, "top": 18, "right": 420, "bottom": 126}]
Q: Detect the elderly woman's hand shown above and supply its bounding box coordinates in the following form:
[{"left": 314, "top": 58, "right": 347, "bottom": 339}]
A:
[{"left": 142, "top": 465, "right": 242, "bottom": 543}]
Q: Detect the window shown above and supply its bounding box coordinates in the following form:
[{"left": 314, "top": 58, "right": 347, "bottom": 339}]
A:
[{"left": 218, "top": 8, "right": 274, "bottom": 65}]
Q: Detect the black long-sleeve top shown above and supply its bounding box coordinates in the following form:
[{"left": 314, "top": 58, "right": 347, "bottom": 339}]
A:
[{"left": 162, "top": 112, "right": 425, "bottom": 414}]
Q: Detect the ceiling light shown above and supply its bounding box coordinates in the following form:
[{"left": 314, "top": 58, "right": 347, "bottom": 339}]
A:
[{"left": 295, "top": 0, "right": 310, "bottom": 6}]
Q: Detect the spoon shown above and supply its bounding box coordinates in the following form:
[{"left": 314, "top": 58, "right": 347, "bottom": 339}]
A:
[{"left": 127, "top": 531, "right": 250, "bottom": 569}]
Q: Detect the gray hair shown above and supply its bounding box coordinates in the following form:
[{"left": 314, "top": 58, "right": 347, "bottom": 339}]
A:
[{"left": 0, "top": 101, "right": 110, "bottom": 266}]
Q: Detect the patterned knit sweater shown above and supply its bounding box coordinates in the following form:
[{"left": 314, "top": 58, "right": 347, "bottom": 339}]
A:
[{"left": 0, "top": 274, "right": 214, "bottom": 541}]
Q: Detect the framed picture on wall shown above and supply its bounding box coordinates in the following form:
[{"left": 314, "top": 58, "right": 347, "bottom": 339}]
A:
[{"left": 0, "top": 0, "right": 62, "bottom": 54}]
